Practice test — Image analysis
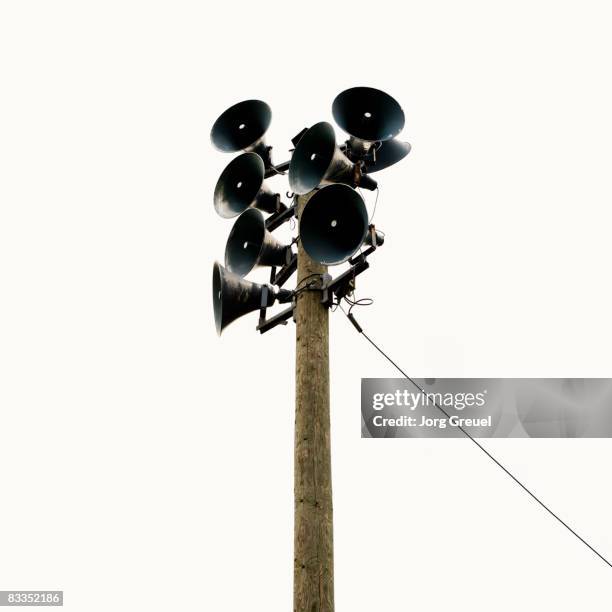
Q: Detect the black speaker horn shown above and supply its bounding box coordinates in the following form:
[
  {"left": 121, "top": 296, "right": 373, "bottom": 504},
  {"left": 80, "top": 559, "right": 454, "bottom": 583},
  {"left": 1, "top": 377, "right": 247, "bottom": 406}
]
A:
[
  {"left": 211, "top": 99, "right": 272, "bottom": 166},
  {"left": 212, "top": 262, "right": 292, "bottom": 335},
  {"left": 288, "top": 122, "right": 377, "bottom": 195},
  {"left": 363, "top": 139, "right": 412, "bottom": 174},
  {"left": 332, "top": 87, "right": 405, "bottom": 159},
  {"left": 214, "top": 152, "right": 281, "bottom": 218},
  {"left": 299, "top": 184, "right": 370, "bottom": 265},
  {"left": 225, "top": 209, "right": 291, "bottom": 277}
]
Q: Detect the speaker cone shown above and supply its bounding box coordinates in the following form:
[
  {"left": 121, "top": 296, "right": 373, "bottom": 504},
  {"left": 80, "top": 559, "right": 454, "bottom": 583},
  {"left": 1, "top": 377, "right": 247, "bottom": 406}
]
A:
[
  {"left": 289, "top": 122, "right": 376, "bottom": 195},
  {"left": 212, "top": 262, "right": 273, "bottom": 335},
  {"left": 211, "top": 99, "right": 272, "bottom": 159},
  {"left": 332, "top": 87, "right": 405, "bottom": 144},
  {"left": 225, "top": 209, "right": 289, "bottom": 277},
  {"left": 214, "top": 152, "right": 279, "bottom": 218},
  {"left": 300, "top": 184, "right": 369, "bottom": 265}
]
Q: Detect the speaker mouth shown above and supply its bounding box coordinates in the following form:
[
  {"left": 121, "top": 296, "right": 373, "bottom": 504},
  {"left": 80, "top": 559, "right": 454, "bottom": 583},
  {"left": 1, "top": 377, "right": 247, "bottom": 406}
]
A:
[
  {"left": 332, "top": 87, "right": 405, "bottom": 143},
  {"left": 212, "top": 262, "right": 224, "bottom": 335},
  {"left": 211, "top": 99, "right": 272, "bottom": 153},
  {"left": 289, "top": 122, "right": 337, "bottom": 194},
  {"left": 214, "top": 152, "right": 265, "bottom": 218},
  {"left": 225, "top": 209, "right": 266, "bottom": 277},
  {"left": 300, "top": 184, "right": 369, "bottom": 266}
]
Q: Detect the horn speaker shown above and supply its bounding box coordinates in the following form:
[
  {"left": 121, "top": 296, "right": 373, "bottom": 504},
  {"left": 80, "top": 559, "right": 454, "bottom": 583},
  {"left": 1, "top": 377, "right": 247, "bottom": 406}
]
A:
[
  {"left": 363, "top": 140, "right": 412, "bottom": 174},
  {"left": 214, "top": 152, "right": 280, "bottom": 218},
  {"left": 210, "top": 99, "right": 272, "bottom": 165},
  {"left": 225, "top": 209, "right": 290, "bottom": 277},
  {"left": 212, "top": 262, "right": 292, "bottom": 335},
  {"left": 288, "top": 122, "right": 377, "bottom": 195},
  {"left": 332, "top": 87, "right": 406, "bottom": 161},
  {"left": 299, "top": 184, "right": 369, "bottom": 265}
]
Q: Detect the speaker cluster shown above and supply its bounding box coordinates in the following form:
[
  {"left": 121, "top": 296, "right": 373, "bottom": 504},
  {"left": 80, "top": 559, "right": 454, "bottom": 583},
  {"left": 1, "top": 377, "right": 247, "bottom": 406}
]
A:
[{"left": 211, "top": 87, "right": 410, "bottom": 334}]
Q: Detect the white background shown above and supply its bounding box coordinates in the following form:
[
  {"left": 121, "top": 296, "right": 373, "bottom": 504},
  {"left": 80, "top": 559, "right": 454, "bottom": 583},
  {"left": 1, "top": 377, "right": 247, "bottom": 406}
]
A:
[{"left": 1, "top": 1, "right": 611, "bottom": 610}]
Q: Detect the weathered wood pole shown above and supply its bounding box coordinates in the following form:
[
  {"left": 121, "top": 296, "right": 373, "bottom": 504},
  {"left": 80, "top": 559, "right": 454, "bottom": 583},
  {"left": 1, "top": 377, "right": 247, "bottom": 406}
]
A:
[{"left": 294, "top": 192, "right": 334, "bottom": 611}]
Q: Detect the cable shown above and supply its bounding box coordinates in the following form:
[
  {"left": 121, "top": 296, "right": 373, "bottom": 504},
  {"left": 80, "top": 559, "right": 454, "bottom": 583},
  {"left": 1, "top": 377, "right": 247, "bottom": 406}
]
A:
[
  {"left": 292, "top": 273, "right": 324, "bottom": 298},
  {"left": 344, "top": 296, "right": 373, "bottom": 315},
  {"left": 370, "top": 185, "right": 380, "bottom": 223},
  {"left": 357, "top": 185, "right": 381, "bottom": 224},
  {"left": 341, "top": 310, "right": 612, "bottom": 570}
]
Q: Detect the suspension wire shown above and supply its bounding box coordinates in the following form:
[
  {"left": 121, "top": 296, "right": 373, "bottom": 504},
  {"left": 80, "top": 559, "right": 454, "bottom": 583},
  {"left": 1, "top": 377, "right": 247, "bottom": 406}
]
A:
[{"left": 340, "top": 306, "right": 612, "bottom": 570}]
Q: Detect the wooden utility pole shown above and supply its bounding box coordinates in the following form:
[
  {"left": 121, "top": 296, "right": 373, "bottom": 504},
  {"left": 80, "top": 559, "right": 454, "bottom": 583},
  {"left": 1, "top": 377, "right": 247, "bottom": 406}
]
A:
[{"left": 294, "top": 192, "right": 334, "bottom": 611}]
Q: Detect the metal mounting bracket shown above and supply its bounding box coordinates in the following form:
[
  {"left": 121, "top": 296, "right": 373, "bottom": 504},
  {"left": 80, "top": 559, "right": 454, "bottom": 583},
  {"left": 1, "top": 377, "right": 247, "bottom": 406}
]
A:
[
  {"left": 265, "top": 204, "right": 296, "bottom": 232},
  {"left": 257, "top": 305, "right": 295, "bottom": 334}
]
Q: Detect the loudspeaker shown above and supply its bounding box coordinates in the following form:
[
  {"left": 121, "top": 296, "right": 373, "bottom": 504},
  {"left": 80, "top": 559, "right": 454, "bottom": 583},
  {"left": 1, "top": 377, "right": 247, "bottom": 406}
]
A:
[
  {"left": 288, "top": 122, "right": 377, "bottom": 195},
  {"left": 212, "top": 262, "right": 292, "bottom": 335},
  {"left": 299, "top": 184, "right": 369, "bottom": 265},
  {"left": 363, "top": 139, "right": 412, "bottom": 174},
  {"left": 214, "top": 152, "right": 280, "bottom": 218},
  {"left": 225, "top": 209, "right": 291, "bottom": 277},
  {"left": 210, "top": 99, "right": 272, "bottom": 165},
  {"left": 332, "top": 87, "right": 405, "bottom": 159}
]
